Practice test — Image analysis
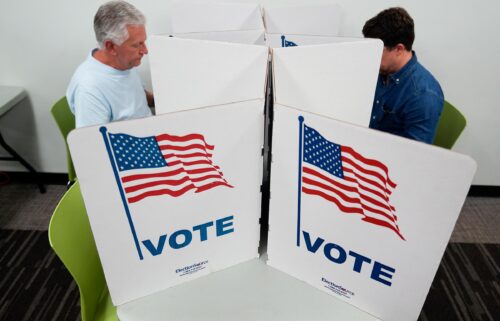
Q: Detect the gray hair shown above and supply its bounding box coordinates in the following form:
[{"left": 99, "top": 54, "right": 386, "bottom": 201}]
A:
[{"left": 94, "top": 1, "right": 146, "bottom": 48}]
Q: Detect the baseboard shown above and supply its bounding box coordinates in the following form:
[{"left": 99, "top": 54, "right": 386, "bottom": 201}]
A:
[
  {"left": 467, "top": 185, "right": 500, "bottom": 197},
  {"left": 2, "top": 171, "right": 500, "bottom": 197},
  {"left": 1, "top": 171, "right": 68, "bottom": 185}
]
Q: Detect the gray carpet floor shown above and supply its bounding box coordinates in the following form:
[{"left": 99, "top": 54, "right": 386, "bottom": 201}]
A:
[
  {"left": 0, "top": 184, "right": 66, "bottom": 231},
  {"left": 1, "top": 182, "right": 498, "bottom": 243},
  {"left": 0, "top": 182, "right": 499, "bottom": 321},
  {"left": 449, "top": 196, "right": 500, "bottom": 243}
]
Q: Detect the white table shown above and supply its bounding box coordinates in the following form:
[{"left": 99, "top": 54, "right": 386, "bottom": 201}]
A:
[
  {"left": 0, "top": 86, "right": 27, "bottom": 117},
  {"left": 0, "top": 86, "right": 45, "bottom": 192},
  {"left": 117, "top": 256, "right": 380, "bottom": 321}
]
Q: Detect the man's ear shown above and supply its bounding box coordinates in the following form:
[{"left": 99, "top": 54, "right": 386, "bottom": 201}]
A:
[
  {"left": 395, "top": 43, "right": 407, "bottom": 54},
  {"left": 103, "top": 40, "right": 118, "bottom": 55}
]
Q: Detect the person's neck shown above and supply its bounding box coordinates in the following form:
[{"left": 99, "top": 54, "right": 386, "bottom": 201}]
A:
[
  {"left": 394, "top": 50, "right": 413, "bottom": 75},
  {"left": 92, "top": 49, "right": 124, "bottom": 70},
  {"left": 382, "top": 51, "right": 413, "bottom": 83}
]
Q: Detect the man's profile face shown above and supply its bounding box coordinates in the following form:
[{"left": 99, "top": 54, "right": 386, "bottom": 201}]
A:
[
  {"left": 379, "top": 44, "right": 410, "bottom": 76},
  {"left": 379, "top": 46, "right": 399, "bottom": 76},
  {"left": 113, "top": 24, "right": 148, "bottom": 70}
]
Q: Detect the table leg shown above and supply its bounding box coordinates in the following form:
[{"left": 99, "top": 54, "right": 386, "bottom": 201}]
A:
[{"left": 0, "top": 131, "right": 46, "bottom": 193}]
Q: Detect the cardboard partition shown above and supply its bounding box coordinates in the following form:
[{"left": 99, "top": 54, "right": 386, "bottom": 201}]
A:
[
  {"left": 267, "top": 105, "right": 476, "bottom": 321},
  {"left": 272, "top": 38, "right": 382, "bottom": 126},
  {"left": 68, "top": 101, "right": 264, "bottom": 305},
  {"left": 117, "top": 258, "right": 381, "bottom": 321},
  {"left": 174, "top": 30, "right": 266, "bottom": 45},
  {"left": 266, "top": 34, "right": 368, "bottom": 48},
  {"left": 263, "top": 3, "right": 341, "bottom": 36},
  {"left": 170, "top": 1, "right": 264, "bottom": 33},
  {"left": 149, "top": 36, "right": 268, "bottom": 115}
]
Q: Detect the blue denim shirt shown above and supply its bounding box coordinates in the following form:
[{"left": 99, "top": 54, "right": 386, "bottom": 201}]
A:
[{"left": 369, "top": 52, "right": 444, "bottom": 144}]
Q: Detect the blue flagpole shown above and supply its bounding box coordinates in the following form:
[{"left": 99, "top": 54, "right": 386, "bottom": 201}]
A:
[
  {"left": 100, "top": 126, "right": 144, "bottom": 260},
  {"left": 297, "top": 116, "right": 304, "bottom": 247},
  {"left": 281, "top": 35, "right": 285, "bottom": 48}
]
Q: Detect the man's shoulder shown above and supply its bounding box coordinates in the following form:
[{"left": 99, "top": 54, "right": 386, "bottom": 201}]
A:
[
  {"left": 70, "top": 59, "right": 115, "bottom": 91},
  {"left": 67, "top": 58, "right": 109, "bottom": 109},
  {"left": 412, "top": 60, "right": 440, "bottom": 84},
  {"left": 408, "top": 61, "right": 443, "bottom": 96},
  {"left": 73, "top": 56, "right": 102, "bottom": 77}
]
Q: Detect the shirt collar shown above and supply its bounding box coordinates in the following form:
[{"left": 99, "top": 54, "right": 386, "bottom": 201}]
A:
[
  {"left": 89, "top": 49, "right": 130, "bottom": 76},
  {"left": 386, "top": 51, "right": 418, "bottom": 85}
]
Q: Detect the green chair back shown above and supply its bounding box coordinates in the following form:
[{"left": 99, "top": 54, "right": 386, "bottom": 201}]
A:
[
  {"left": 433, "top": 100, "right": 466, "bottom": 149},
  {"left": 48, "top": 182, "right": 118, "bottom": 321},
  {"left": 50, "top": 97, "right": 76, "bottom": 183}
]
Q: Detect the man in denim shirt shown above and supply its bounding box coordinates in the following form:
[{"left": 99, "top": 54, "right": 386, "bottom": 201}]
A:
[{"left": 363, "top": 7, "right": 444, "bottom": 144}]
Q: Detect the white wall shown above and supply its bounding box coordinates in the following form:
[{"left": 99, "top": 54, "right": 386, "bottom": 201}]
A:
[{"left": 1, "top": 0, "right": 499, "bottom": 185}]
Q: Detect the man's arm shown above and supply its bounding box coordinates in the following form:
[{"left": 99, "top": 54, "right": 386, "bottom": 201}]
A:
[
  {"left": 402, "top": 92, "right": 444, "bottom": 144},
  {"left": 73, "top": 89, "right": 112, "bottom": 128}
]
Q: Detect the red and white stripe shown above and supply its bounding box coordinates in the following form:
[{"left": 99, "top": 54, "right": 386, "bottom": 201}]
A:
[
  {"left": 302, "top": 146, "right": 404, "bottom": 240},
  {"left": 121, "top": 133, "right": 232, "bottom": 203}
]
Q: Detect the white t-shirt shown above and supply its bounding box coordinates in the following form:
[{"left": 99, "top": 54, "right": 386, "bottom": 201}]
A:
[{"left": 67, "top": 50, "right": 152, "bottom": 128}]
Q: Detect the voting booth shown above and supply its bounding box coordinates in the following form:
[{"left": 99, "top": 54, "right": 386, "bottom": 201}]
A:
[
  {"left": 263, "top": 3, "right": 341, "bottom": 37},
  {"left": 271, "top": 38, "right": 381, "bottom": 125},
  {"left": 67, "top": 2, "right": 477, "bottom": 320},
  {"left": 168, "top": 1, "right": 266, "bottom": 45},
  {"left": 264, "top": 3, "right": 341, "bottom": 48},
  {"left": 267, "top": 106, "right": 476, "bottom": 321},
  {"left": 68, "top": 103, "right": 264, "bottom": 305},
  {"left": 149, "top": 36, "right": 268, "bottom": 114},
  {"left": 152, "top": 1, "right": 381, "bottom": 126}
]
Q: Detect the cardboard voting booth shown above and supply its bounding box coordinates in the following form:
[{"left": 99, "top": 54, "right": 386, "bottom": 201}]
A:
[
  {"left": 116, "top": 257, "right": 382, "bottom": 321},
  {"left": 170, "top": 2, "right": 264, "bottom": 34},
  {"left": 68, "top": 103, "right": 264, "bottom": 305},
  {"left": 267, "top": 105, "right": 476, "bottom": 321},
  {"left": 169, "top": 1, "right": 266, "bottom": 45},
  {"left": 67, "top": 2, "right": 477, "bottom": 320},
  {"left": 149, "top": 36, "right": 268, "bottom": 115},
  {"left": 271, "top": 38, "right": 382, "bottom": 125},
  {"left": 151, "top": 1, "right": 380, "bottom": 127},
  {"left": 263, "top": 3, "right": 341, "bottom": 36},
  {"left": 150, "top": 29, "right": 381, "bottom": 128}
]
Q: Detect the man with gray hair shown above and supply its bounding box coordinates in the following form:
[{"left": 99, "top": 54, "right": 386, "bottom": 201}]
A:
[{"left": 67, "top": 0, "right": 154, "bottom": 128}]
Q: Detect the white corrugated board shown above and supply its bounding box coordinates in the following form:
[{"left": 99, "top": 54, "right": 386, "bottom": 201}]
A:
[
  {"left": 268, "top": 105, "right": 476, "bottom": 321},
  {"left": 149, "top": 36, "right": 268, "bottom": 114},
  {"left": 68, "top": 102, "right": 264, "bottom": 305},
  {"left": 272, "top": 39, "right": 382, "bottom": 126},
  {"left": 263, "top": 3, "right": 341, "bottom": 36}
]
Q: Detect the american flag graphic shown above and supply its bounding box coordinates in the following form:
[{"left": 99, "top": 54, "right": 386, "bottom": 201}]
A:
[
  {"left": 301, "top": 124, "right": 404, "bottom": 240},
  {"left": 281, "top": 35, "right": 298, "bottom": 47},
  {"left": 108, "top": 132, "right": 233, "bottom": 204}
]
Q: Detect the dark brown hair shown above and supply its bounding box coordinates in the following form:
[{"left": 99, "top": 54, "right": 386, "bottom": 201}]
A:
[{"left": 362, "top": 7, "right": 415, "bottom": 51}]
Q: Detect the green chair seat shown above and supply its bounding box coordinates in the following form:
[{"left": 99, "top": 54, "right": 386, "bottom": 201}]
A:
[
  {"left": 433, "top": 100, "right": 466, "bottom": 149},
  {"left": 50, "top": 97, "right": 76, "bottom": 184},
  {"left": 48, "top": 182, "right": 118, "bottom": 321}
]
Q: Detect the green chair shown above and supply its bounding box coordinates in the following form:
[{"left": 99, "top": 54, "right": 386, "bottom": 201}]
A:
[
  {"left": 433, "top": 100, "right": 467, "bottom": 149},
  {"left": 48, "top": 182, "right": 118, "bottom": 321},
  {"left": 50, "top": 97, "right": 76, "bottom": 185}
]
